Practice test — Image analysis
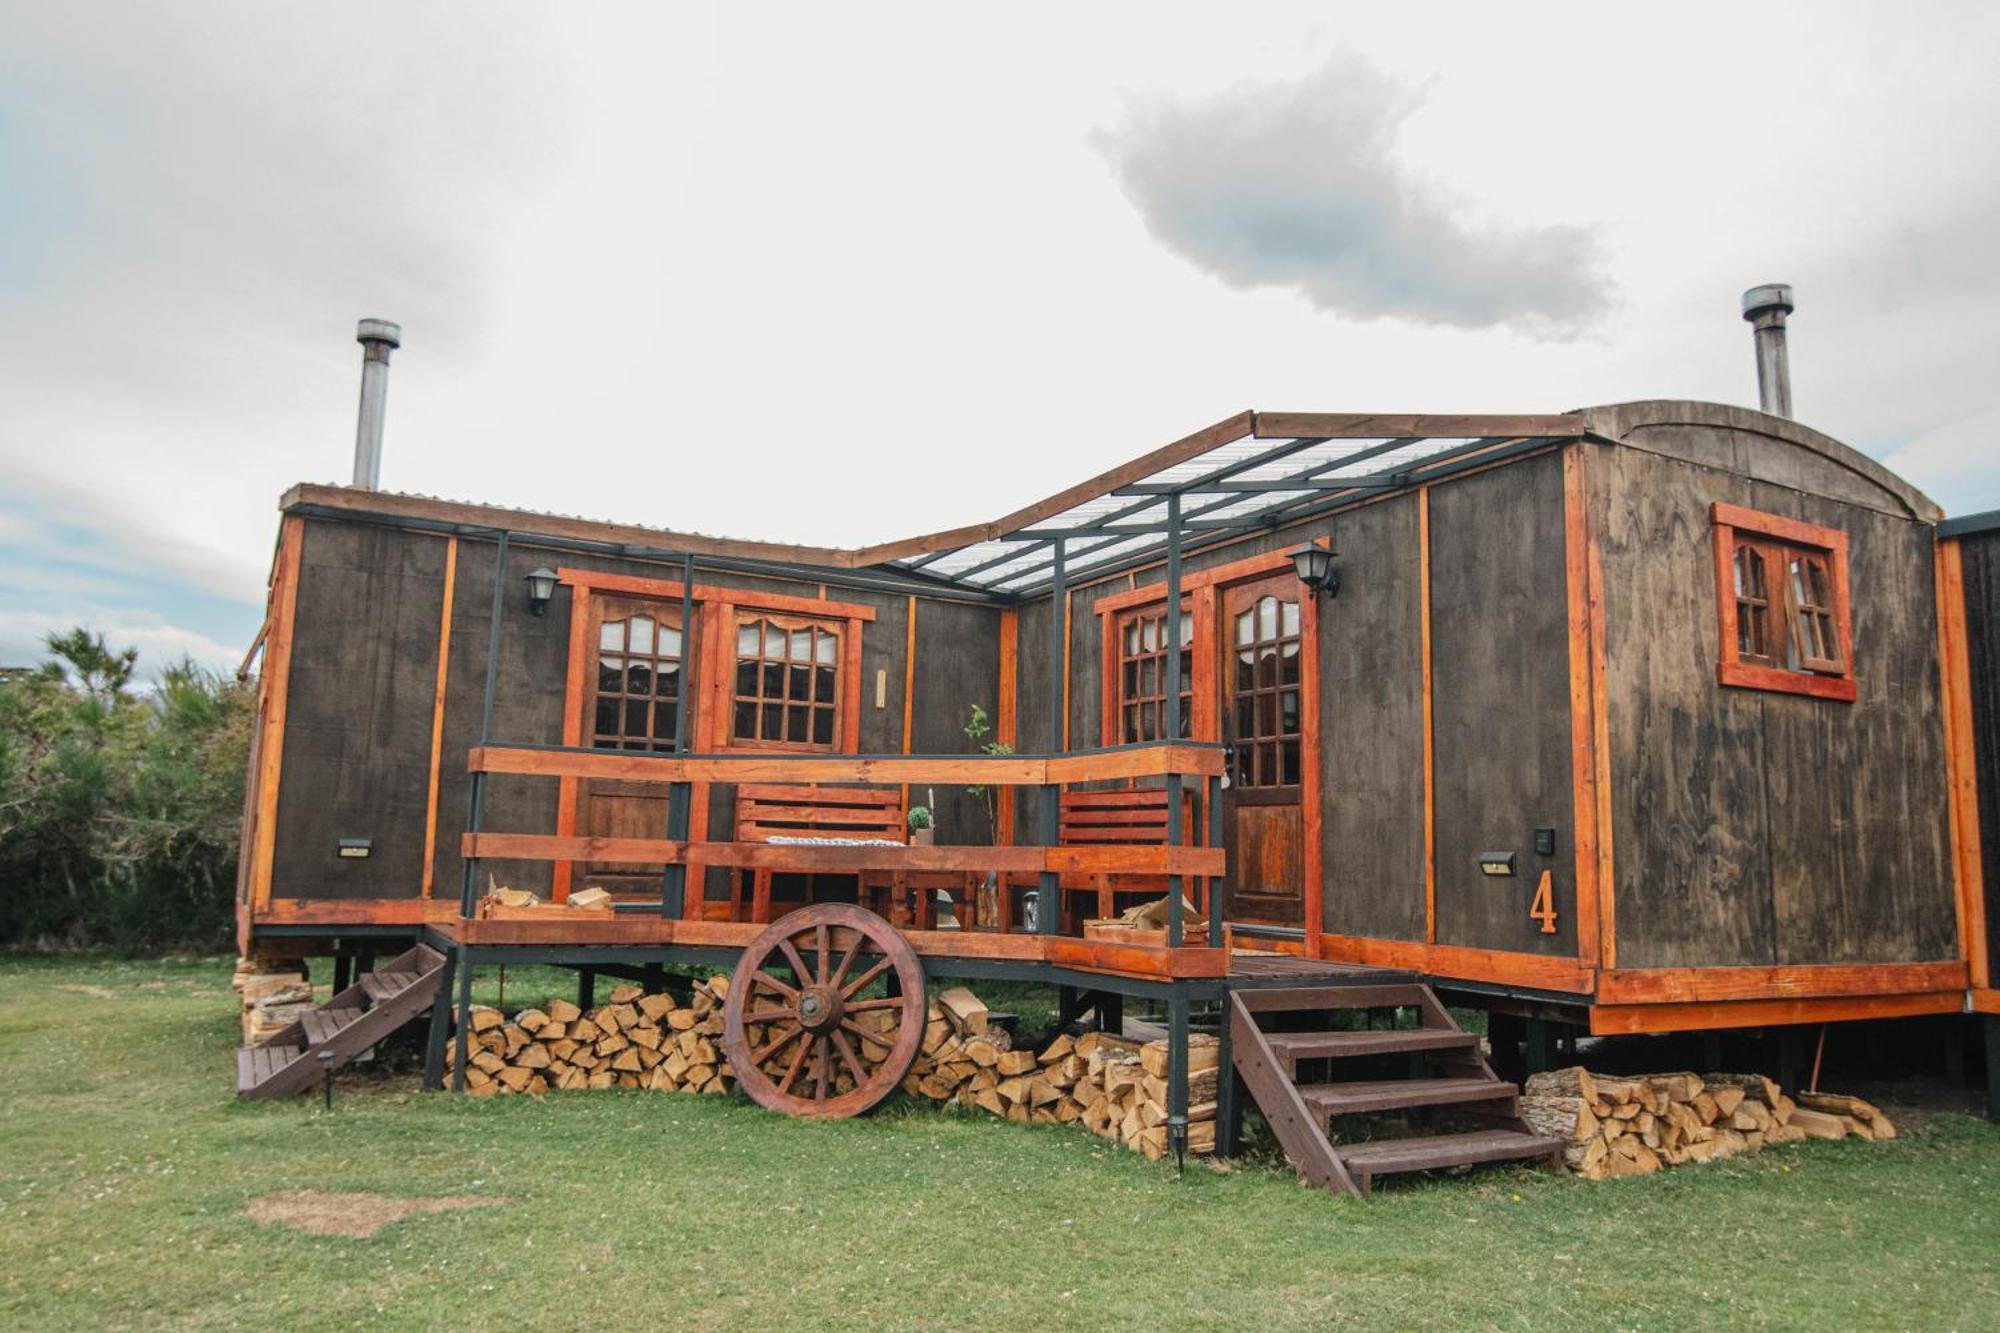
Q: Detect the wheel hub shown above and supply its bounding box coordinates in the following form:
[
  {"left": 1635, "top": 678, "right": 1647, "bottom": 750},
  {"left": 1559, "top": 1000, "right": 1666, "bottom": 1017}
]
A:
[{"left": 797, "top": 985, "right": 843, "bottom": 1033}]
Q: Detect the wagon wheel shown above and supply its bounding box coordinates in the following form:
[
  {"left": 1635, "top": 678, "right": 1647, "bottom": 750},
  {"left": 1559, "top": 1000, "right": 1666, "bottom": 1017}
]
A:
[{"left": 723, "top": 903, "right": 926, "bottom": 1120}]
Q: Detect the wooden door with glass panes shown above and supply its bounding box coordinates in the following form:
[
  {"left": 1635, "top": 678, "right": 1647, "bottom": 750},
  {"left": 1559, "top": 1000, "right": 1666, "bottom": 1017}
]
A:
[
  {"left": 1219, "top": 574, "right": 1305, "bottom": 926},
  {"left": 575, "top": 594, "right": 692, "bottom": 897}
]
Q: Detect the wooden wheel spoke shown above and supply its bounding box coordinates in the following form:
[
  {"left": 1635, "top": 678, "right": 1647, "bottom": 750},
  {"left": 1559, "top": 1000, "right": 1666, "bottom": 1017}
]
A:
[
  {"left": 841, "top": 957, "right": 892, "bottom": 999},
  {"left": 777, "top": 936, "right": 815, "bottom": 986},
  {"left": 837, "top": 1018, "right": 886, "bottom": 1046},
  {"left": 844, "top": 996, "right": 905, "bottom": 1013},
  {"left": 830, "top": 1029, "right": 868, "bottom": 1084},
  {"left": 814, "top": 1037, "right": 831, "bottom": 1101},
  {"left": 754, "top": 969, "right": 799, "bottom": 1001},
  {"left": 751, "top": 1022, "right": 806, "bottom": 1065},
  {"left": 827, "top": 939, "right": 861, "bottom": 991},
  {"left": 776, "top": 1035, "right": 811, "bottom": 1094},
  {"left": 815, "top": 923, "right": 830, "bottom": 986}
]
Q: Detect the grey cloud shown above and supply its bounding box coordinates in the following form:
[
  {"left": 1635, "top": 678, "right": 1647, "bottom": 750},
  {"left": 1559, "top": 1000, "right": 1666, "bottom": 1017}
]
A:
[{"left": 1094, "top": 52, "right": 1611, "bottom": 336}]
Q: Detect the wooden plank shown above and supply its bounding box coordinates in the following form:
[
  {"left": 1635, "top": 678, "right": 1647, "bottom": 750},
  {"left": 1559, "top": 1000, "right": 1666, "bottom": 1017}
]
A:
[
  {"left": 461, "top": 832, "right": 1223, "bottom": 877},
  {"left": 1315, "top": 933, "right": 1596, "bottom": 994},
  {"left": 1937, "top": 537, "right": 1988, "bottom": 988},
  {"left": 469, "top": 742, "right": 1221, "bottom": 786},
  {"left": 1595, "top": 960, "right": 1967, "bottom": 1004},
  {"left": 552, "top": 581, "right": 591, "bottom": 902},
  {"left": 555, "top": 568, "right": 877, "bottom": 621},
  {"left": 1252, "top": 412, "right": 1584, "bottom": 441},
  {"left": 420, "top": 535, "right": 458, "bottom": 899},
  {"left": 1419, "top": 485, "right": 1435, "bottom": 945},
  {"left": 1046, "top": 745, "right": 1225, "bottom": 782},
  {"left": 1228, "top": 994, "right": 1361, "bottom": 1196},
  {"left": 1562, "top": 445, "right": 1604, "bottom": 966},
  {"left": 261, "top": 897, "right": 452, "bottom": 925},
  {"left": 249, "top": 516, "right": 305, "bottom": 915},
  {"left": 1589, "top": 991, "right": 1966, "bottom": 1036}
]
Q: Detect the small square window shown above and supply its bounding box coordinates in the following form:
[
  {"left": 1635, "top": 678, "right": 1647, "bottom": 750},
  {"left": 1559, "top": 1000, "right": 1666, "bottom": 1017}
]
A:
[{"left": 1711, "top": 502, "right": 1855, "bottom": 702}]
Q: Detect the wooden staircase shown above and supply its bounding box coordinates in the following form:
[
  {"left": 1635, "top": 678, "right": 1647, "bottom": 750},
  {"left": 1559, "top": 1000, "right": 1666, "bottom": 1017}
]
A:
[
  {"left": 1229, "top": 983, "right": 1562, "bottom": 1197},
  {"left": 236, "top": 944, "right": 447, "bottom": 1099}
]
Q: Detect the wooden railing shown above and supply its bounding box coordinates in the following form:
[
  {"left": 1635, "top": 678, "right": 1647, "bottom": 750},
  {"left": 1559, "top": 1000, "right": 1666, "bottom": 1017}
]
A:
[{"left": 460, "top": 740, "right": 1227, "bottom": 948}]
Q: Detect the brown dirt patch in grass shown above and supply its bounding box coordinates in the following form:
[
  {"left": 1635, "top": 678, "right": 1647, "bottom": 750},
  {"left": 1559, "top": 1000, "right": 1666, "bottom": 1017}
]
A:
[
  {"left": 246, "top": 1190, "right": 502, "bottom": 1238},
  {"left": 57, "top": 984, "right": 118, "bottom": 999}
]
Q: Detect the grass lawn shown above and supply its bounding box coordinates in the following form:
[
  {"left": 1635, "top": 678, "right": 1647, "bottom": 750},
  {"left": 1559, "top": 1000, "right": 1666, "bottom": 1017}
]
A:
[{"left": 2, "top": 956, "right": 1996, "bottom": 1331}]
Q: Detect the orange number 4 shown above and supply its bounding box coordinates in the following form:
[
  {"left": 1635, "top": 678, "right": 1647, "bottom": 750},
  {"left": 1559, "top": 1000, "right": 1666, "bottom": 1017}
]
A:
[{"left": 1529, "top": 869, "right": 1557, "bottom": 935}]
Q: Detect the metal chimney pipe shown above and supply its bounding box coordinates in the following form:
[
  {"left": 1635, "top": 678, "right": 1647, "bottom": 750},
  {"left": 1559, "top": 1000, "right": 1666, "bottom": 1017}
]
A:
[
  {"left": 1741, "top": 284, "right": 1794, "bottom": 419},
  {"left": 352, "top": 318, "right": 402, "bottom": 489}
]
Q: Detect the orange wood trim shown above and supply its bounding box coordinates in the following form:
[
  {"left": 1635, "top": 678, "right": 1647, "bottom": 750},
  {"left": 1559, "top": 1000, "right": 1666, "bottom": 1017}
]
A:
[
  {"left": 1596, "top": 960, "right": 1967, "bottom": 1005},
  {"left": 1711, "top": 501, "right": 1850, "bottom": 553},
  {"left": 686, "top": 598, "right": 733, "bottom": 917},
  {"left": 1938, "top": 537, "right": 1989, "bottom": 988},
  {"left": 1711, "top": 502, "right": 1856, "bottom": 703},
  {"left": 1589, "top": 991, "right": 1964, "bottom": 1036},
  {"left": 469, "top": 742, "right": 1223, "bottom": 786},
  {"left": 1419, "top": 485, "right": 1436, "bottom": 946},
  {"left": 1098, "top": 608, "right": 1118, "bottom": 748},
  {"left": 1972, "top": 988, "right": 2000, "bottom": 1016},
  {"left": 1062, "top": 589, "right": 1073, "bottom": 751},
  {"left": 1717, "top": 660, "right": 1859, "bottom": 701},
  {"left": 1585, "top": 449, "right": 1614, "bottom": 968},
  {"left": 1191, "top": 586, "right": 1218, "bottom": 744},
  {"left": 1562, "top": 446, "right": 1604, "bottom": 966},
  {"left": 420, "top": 535, "right": 459, "bottom": 899},
  {"left": 900, "top": 596, "right": 917, "bottom": 818},
  {"left": 1091, "top": 547, "right": 1304, "bottom": 615},
  {"left": 1315, "top": 932, "right": 1595, "bottom": 994},
  {"left": 1301, "top": 564, "right": 1324, "bottom": 953},
  {"left": 552, "top": 583, "right": 592, "bottom": 902},
  {"left": 997, "top": 608, "right": 1018, "bottom": 844},
  {"left": 841, "top": 615, "right": 864, "bottom": 753},
  {"left": 262, "top": 897, "right": 449, "bottom": 926},
  {"left": 555, "top": 567, "right": 876, "bottom": 622},
  {"left": 248, "top": 516, "right": 305, "bottom": 915}
]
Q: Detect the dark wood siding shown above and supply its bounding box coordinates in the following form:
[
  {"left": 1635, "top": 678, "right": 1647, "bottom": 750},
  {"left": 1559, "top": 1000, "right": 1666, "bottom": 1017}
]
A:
[
  {"left": 1428, "top": 453, "right": 1578, "bottom": 956},
  {"left": 271, "top": 520, "right": 449, "bottom": 900},
  {"left": 1597, "top": 441, "right": 1955, "bottom": 968},
  {"left": 1317, "top": 494, "right": 1426, "bottom": 941},
  {"left": 1958, "top": 529, "right": 2000, "bottom": 976},
  {"left": 909, "top": 599, "right": 1004, "bottom": 845}
]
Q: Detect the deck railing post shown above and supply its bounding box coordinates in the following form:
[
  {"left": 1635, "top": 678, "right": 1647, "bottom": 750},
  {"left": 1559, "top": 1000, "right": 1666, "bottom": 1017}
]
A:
[
  {"left": 1037, "top": 539, "right": 1065, "bottom": 934},
  {"left": 1164, "top": 493, "right": 1184, "bottom": 949},
  {"left": 459, "top": 531, "right": 509, "bottom": 919},
  {"left": 1207, "top": 773, "right": 1224, "bottom": 947},
  {"left": 662, "top": 552, "right": 696, "bottom": 918}
]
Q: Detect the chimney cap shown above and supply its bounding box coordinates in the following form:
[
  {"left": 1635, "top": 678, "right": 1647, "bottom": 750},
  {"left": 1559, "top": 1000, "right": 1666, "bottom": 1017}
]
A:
[
  {"left": 1741, "top": 284, "right": 1794, "bottom": 320},
  {"left": 356, "top": 318, "right": 403, "bottom": 348}
]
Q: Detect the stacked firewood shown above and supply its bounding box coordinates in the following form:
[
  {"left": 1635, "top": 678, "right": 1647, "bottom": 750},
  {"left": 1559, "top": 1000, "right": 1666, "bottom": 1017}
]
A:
[
  {"left": 1523, "top": 1066, "right": 1896, "bottom": 1179},
  {"left": 894, "top": 986, "right": 1219, "bottom": 1158},
  {"left": 232, "top": 957, "right": 314, "bottom": 1044},
  {"left": 446, "top": 978, "right": 734, "bottom": 1097}
]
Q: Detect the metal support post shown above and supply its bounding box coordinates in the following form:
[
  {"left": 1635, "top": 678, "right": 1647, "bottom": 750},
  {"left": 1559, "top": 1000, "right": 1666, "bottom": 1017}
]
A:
[
  {"left": 1207, "top": 774, "right": 1225, "bottom": 945},
  {"left": 421, "top": 947, "right": 457, "bottom": 1091},
  {"left": 1037, "top": 539, "right": 1066, "bottom": 935},
  {"left": 576, "top": 966, "right": 596, "bottom": 1011},
  {"left": 1167, "top": 989, "right": 1191, "bottom": 1168},
  {"left": 1984, "top": 1016, "right": 2000, "bottom": 1123},
  {"left": 449, "top": 951, "right": 475, "bottom": 1092},
  {"left": 460, "top": 531, "right": 509, "bottom": 917},
  {"left": 1164, "top": 493, "right": 1184, "bottom": 949},
  {"left": 663, "top": 551, "right": 696, "bottom": 918}
]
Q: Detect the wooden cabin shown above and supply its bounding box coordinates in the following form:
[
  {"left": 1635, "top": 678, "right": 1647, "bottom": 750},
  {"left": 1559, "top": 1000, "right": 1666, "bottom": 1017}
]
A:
[
  {"left": 1939, "top": 508, "right": 1998, "bottom": 1034},
  {"left": 238, "top": 400, "right": 1982, "bottom": 1041}
]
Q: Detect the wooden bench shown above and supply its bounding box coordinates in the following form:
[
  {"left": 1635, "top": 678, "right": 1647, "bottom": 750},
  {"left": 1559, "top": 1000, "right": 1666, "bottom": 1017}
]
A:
[
  {"left": 1056, "top": 787, "right": 1204, "bottom": 930},
  {"left": 732, "top": 784, "right": 906, "bottom": 923}
]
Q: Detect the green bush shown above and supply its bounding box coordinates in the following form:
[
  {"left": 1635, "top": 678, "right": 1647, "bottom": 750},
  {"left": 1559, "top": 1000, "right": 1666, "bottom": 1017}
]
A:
[{"left": 0, "top": 629, "right": 253, "bottom": 951}]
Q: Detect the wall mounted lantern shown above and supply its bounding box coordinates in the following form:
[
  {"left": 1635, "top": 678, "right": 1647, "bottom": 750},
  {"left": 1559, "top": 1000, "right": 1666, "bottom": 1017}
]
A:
[
  {"left": 525, "top": 567, "right": 559, "bottom": 616},
  {"left": 1290, "top": 544, "right": 1340, "bottom": 599}
]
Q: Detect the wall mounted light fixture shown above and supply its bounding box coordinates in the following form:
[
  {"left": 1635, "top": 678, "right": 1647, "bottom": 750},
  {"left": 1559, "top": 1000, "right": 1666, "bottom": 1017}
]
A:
[
  {"left": 1290, "top": 544, "right": 1340, "bottom": 599},
  {"left": 524, "top": 566, "right": 559, "bottom": 616}
]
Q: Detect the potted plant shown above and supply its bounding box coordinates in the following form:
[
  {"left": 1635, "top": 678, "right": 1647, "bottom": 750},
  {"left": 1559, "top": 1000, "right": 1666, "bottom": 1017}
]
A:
[{"left": 906, "top": 805, "right": 934, "bottom": 846}]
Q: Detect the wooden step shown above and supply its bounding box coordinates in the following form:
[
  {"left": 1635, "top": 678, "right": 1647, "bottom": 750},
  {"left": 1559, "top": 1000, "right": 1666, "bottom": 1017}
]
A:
[
  {"left": 235, "top": 1042, "right": 300, "bottom": 1093},
  {"left": 1269, "top": 1028, "right": 1478, "bottom": 1063},
  {"left": 360, "top": 971, "right": 419, "bottom": 1002},
  {"left": 1234, "top": 983, "right": 1432, "bottom": 1014},
  {"left": 1301, "top": 1077, "right": 1516, "bottom": 1117},
  {"left": 1337, "top": 1129, "right": 1563, "bottom": 1195},
  {"left": 301, "top": 1007, "right": 366, "bottom": 1046}
]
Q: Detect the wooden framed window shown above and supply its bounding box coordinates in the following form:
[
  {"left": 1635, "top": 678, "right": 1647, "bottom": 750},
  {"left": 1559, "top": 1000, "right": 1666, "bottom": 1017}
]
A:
[
  {"left": 1225, "top": 583, "right": 1304, "bottom": 789},
  {"left": 731, "top": 613, "right": 842, "bottom": 749},
  {"left": 1114, "top": 604, "right": 1192, "bottom": 742},
  {"left": 589, "top": 597, "right": 687, "bottom": 751},
  {"left": 1712, "top": 502, "right": 1855, "bottom": 702}
]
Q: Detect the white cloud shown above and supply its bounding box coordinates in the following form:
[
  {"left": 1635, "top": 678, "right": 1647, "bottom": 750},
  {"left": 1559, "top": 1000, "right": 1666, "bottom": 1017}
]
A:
[
  {"left": 0, "top": 607, "right": 241, "bottom": 676},
  {"left": 1093, "top": 51, "right": 1611, "bottom": 336}
]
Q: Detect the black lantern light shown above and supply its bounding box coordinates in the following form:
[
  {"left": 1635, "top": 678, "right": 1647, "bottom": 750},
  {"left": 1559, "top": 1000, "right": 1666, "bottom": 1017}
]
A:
[
  {"left": 524, "top": 566, "right": 559, "bottom": 616},
  {"left": 1290, "top": 544, "right": 1339, "bottom": 599}
]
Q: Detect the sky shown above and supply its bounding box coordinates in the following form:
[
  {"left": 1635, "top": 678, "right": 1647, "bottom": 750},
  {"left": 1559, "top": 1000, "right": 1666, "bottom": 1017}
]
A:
[{"left": 2, "top": 2, "right": 1997, "bottom": 677}]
